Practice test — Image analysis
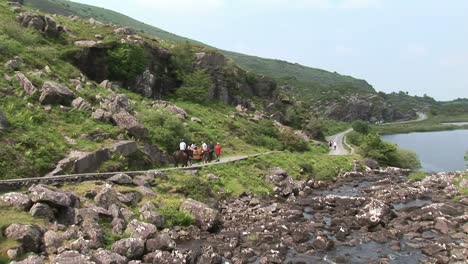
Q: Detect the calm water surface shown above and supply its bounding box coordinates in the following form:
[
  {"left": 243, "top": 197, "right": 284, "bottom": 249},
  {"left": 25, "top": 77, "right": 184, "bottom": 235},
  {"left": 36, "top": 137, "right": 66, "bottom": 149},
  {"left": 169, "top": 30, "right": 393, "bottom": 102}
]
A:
[{"left": 382, "top": 130, "right": 468, "bottom": 172}]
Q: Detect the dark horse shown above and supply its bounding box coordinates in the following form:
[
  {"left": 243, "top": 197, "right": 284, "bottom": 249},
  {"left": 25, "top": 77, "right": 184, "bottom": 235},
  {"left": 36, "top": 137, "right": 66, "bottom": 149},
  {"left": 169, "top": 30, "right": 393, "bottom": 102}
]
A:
[
  {"left": 202, "top": 146, "right": 214, "bottom": 164},
  {"left": 174, "top": 149, "right": 193, "bottom": 167}
]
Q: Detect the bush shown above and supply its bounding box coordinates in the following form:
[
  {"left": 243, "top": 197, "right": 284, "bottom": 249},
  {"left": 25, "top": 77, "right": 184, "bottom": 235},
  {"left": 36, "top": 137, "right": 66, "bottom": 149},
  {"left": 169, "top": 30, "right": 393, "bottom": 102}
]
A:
[
  {"left": 408, "top": 171, "right": 428, "bottom": 181},
  {"left": 174, "top": 70, "right": 212, "bottom": 103},
  {"left": 358, "top": 133, "right": 397, "bottom": 166},
  {"left": 347, "top": 131, "right": 363, "bottom": 146},
  {"left": 392, "top": 148, "right": 421, "bottom": 169},
  {"left": 108, "top": 44, "right": 149, "bottom": 83},
  {"left": 281, "top": 130, "right": 309, "bottom": 152},
  {"left": 170, "top": 41, "right": 195, "bottom": 79},
  {"left": 352, "top": 120, "right": 370, "bottom": 134}
]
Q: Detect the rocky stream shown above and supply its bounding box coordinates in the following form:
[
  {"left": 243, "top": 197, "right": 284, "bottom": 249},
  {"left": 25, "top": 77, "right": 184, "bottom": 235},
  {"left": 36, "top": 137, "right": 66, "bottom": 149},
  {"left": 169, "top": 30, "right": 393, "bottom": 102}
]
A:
[{"left": 1, "top": 166, "right": 467, "bottom": 264}]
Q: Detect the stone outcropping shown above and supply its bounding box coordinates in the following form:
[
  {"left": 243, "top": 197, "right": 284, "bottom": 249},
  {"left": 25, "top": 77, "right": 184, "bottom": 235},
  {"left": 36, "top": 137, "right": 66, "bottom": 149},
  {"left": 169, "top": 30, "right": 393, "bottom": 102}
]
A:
[
  {"left": 17, "top": 12, "right": 64, "bottom": 37},
  {"left": 180, "top": 198, "right": 220, "bottom": 232},
  {"left": 39, "top": 82, "right": 75, "bottom": 106}
]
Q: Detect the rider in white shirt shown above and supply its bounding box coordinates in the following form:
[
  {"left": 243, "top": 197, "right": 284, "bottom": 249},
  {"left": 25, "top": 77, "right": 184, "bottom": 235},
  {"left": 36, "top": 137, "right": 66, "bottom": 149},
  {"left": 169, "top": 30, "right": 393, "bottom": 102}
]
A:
[
  {"left": 180, "top": 140, "right": 187, "bottom": 151},
  {"left": 202, "top": 142, "right": 208, "bottom": 151}
]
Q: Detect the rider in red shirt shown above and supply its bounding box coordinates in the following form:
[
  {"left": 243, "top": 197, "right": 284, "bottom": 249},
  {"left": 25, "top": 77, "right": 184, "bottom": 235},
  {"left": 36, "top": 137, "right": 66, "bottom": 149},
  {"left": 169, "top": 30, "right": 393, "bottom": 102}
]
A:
[{"left": 214, "top": 143, "right": 222, "bottom": 162}]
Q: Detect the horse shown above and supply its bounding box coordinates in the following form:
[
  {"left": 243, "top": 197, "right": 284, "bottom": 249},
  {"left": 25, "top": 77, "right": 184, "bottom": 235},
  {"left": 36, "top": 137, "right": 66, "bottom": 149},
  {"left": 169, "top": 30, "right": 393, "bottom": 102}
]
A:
[
  {"left": 174, "top": 150, "right": 189, "bottom": 167},
  {"left": 202, "top": 149, "right": 213, "bottom": 164}
]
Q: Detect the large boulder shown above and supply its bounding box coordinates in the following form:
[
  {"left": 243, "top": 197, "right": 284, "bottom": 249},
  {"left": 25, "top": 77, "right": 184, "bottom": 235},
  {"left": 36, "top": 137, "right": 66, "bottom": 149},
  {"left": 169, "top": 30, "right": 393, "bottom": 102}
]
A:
[
  {"left": 111, "top": 140, "right": 138, "bottom": 157},
  {"left": 81, "top": 219, "right": 105, "bottom": 248},
  {"left": 4, "top": 224, "right": 43, "bottom": 253},
  {"left": 100, "top": 94, "right": 130, "bottom": 114},
  {"left": 180, "top": 198, "right": 220, "bottom": 232},
  {"left": 145, "top": 234, "right": 176, "bottom": 252},
  {"left": 152, "top": 101, "right": 188, "bottom": 120},
  {"left": 364, "top": 158, "right": 379, "bottom": 170},
  {"left": 92, "top": 109, "right": 112, "bottom": 122},
  {"left": 17, "top": 12, "right": 64, "bottom": 37},
  {"left": 29, "top": 184, "right": 72, "bottom": 208},
  {"left": 39, "top": 82, "right": 75, "bottom": 106},
  {"left": 107, "top": 173, "right": 133, "bottom": 185},
  {"left": 140, "top": 209, "right": 165, "bottom": 228},
  {"left": 43, "top": 230, "right": 65, "bottom": 255},
  {"left": 0, "top": 192, "right": 32, "bottom": 211},
  {"left": 46, "top": 149, "right": 111, "bottom": 176},
  {"left": 94, "top": 185, "right": 120, "bottom": 209},
  {"left": 10, "top": 255, "right": 45, "bottom": 264},
  {"left": 111, "top": 238, "right": 145, "bottom": 260},
  {"left": 29, "top": 202, "right": 55, "bottom": 220},
  {"left": 135, "top": 70, "right": 155, "bottom": 98},
  {"left": 51, "top": 250, "right": 95, "bottom": 264},
  {"left": 91, "top": 248, "right": 128, "bottom": 264},
  {"left": 113, "top": 27, "right": 135, "bottom": 35},
  {"left": 15, "top": 72, "right": 37, "bottom": 95},
  {"left": 111, "top": 111, "right": 148, "bottom": 139},
  {"left": 74, "top": 40, "right": 104, "bottom": 48},
  {"left": 125, "top": 219, "right": 157, "bottom": 240}
]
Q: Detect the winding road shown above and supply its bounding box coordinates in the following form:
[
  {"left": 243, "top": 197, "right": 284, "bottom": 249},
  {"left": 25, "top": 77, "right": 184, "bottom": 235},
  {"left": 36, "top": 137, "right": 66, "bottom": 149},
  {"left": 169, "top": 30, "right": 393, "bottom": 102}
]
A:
[{"left": 327, "top": 112, "right": 428, "bottom": 156}]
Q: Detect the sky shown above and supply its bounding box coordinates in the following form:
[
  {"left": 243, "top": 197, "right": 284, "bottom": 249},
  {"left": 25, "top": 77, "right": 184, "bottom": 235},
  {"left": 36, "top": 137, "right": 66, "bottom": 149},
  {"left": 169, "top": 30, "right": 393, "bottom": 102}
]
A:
[{"left": 72, "top": 0, "right": 468, "bottom": 101}]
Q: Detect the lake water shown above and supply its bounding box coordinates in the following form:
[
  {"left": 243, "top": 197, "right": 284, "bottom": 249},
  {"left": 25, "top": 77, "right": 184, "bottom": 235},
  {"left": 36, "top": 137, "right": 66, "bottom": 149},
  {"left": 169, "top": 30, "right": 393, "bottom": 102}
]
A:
[{"left": 382, "top": 130, "right": 468, "bottom": 172}]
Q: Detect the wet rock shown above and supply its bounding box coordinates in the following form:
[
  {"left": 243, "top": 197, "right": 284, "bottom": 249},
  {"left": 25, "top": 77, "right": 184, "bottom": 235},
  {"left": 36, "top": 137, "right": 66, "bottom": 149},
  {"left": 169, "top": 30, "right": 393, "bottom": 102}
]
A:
[
  {"left": 180, "top": 198, "right": 220, "bottom": 232},
  {"left": 0, "top": 192, "right": 32, "bottom": 211},
  {"left": 356, "top": 199, "right": 392, "bottom": 227},
  {"left": 4, "top": 56, "right": 24, "bottom": 70},
  {"left": 111, "top": 140, "right": 138, "bottom": 157},
  {"left": 107, "top": 173, "right": 133, "bottom": 185},
  {"left": 29, "top": 184, "right": 72, "bottom": 207},
  {"left": 94, "top": 185, "right": 120, "bottom": 209},
  {"left": 51, "top": 250, "right": 94, "bottom": 264},
  {"left": 91, "top": 248, "right": 128, "bottom": 264},
  {"left": 145, "top": 234, "right": 176, "bottom": 251},
  {"left": 15, "top": 72, "right": 37, "bottom": 95},
  {"left": 111, "top": 111, "right": 149, "bottom": 139},
  {"left": 125, "top": 219, "right": 158, "bottom": 240},
  {"left": 72, "top": 97, "right": 92, "bottom": 111},
  {"left": 5, "top": 224, "right": 43, "bottom": 253},
  {"left": 39, "top": 81, "right": 75, "bottom": 106},
  {"left": 30, "top": 202, "right": 55, "bottom": 220},
  {"left": 112, "top": 238, "right": 145, "bottom": 260}
]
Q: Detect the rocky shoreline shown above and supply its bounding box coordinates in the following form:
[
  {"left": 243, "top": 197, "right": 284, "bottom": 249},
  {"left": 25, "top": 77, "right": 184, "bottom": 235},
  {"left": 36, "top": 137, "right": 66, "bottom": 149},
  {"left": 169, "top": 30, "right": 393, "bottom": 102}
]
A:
[{"left": 1, "top": 166, "right": 467, "bottom": 264}]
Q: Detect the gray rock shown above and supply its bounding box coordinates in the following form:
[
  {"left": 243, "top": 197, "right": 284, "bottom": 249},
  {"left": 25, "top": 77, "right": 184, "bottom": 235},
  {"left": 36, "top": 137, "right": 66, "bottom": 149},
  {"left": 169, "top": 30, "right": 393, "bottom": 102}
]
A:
[
  {"left": 94, "top": 185, "right": 120, "bottom": 209},
  {"left": 29, "top": 184, "right": 72, "bottom": 207},
  {"left": 92, "top": 109, "right": 112, "bottom": 122},
  {"left": 135, "top": 70, "right": 155, "bottom": 97},
  {"left": 112, "top": 217, "right": 127, "bottom": 234},
  {"left": 15, "top": 72, "right": 37, "bottom": 95},
  {"left": 117, "top": 191, "right": 142, "bottom": 206},
  {"left": 44, "top": 230, "right": 65, "bottom": 255},
  {"left": 10, "top": 255, "right": 45, "bottom": 264},
  {"left": 152, "top": 100, "right": 188, "bottom": 120},
  {"left": 74, "top": 40, "right": 104, "bottom": 48},
  {"left": 112, "top": 238, "right": 145, "bottom": 260},
  {"left": 82, "top": 219, "right": 104, "bottom": 248},
  {"left": 0, "top": 192, "right": 32, "bottom": 211},
  {"left": 120, "top": 207, "right": 135, "bottom": 222},
  {"left": 30, "top": 202, "right": 55, "bottom": 220},
  {"left": 364, "top": 158, "right": 379, "bottom": 170},
  {"left": 137, "top": 186, "right": 157, "bottom": 197},
  {"left": 4, "top": 56, "right": 23, "bottom": 70},
  {"left": 99, "top": 80, "right": 120, "bottom": 90},
  {"left": 107, "top": 173, "right": 133, "bottom": 185},
  {"left": 39, "top": 82, "right": 75, "bottom": 106},
  {"left": 113, "top": 27, "right": 135, "bottom": 35},
  {"left": 17, "top": 12, "right": 64, "bottom": 37},
  {"left": 100, "top": 94, "right": 130, "bottom": 113},
  {"left": 4, "top": 224, "right": 43, "bottom": 253},
  {"left": 144, "top": 250, "right": 187, "bottom": 264},
  {"left": 180, "top": 198, "right": 220, "bottom": 232},
  {"left": 191, "top": 117, "right": 202, "bottom": 123},
  {"left": 140, "top": 210, "right": 165, "bottom": 228},
  {"left": 125, "top": 219, "right": 157, "bottom": 240},
  {"left": 111, "top": 111, "right": 148, "bottom": 139},
  {"left": 145, "top": 234, "right": 176, "bottom": 252},
  {"left": 72, "top": 97, "right": 92, "bottom": 111},
  {"left": 198, "top": 245, "right": 222, "bottom": 264},
  {"left": 91, "top": 248, "right": 128, "bottom": 264},
  {"left": 111, "top": 140, "right": 138, "bottom": 157},
  {"left": 10, "top": 6, "right": 23, "bottom": 13},
  {"left": 356, "top": 199, "right": 392, "bottom": 227},
  {"left": 51, "top": 250, "right": 95, "bottom": 264}
]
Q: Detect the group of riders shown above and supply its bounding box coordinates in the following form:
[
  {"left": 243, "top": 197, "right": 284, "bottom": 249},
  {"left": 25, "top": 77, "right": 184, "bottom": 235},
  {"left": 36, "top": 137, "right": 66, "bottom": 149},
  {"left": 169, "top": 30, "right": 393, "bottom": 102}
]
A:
[
  {"left": 174, "top": 140, "right": 222, "bottom": 167},
  {"left": 328, "top": 140, "right": 337, "bottom": 150}
]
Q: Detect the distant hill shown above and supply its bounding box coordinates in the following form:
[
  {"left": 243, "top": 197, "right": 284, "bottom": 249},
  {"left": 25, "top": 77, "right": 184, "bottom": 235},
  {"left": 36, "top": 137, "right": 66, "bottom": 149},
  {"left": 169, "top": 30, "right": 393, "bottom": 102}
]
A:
[{"left": 25, "top": 0, "right": 372, "bottom": 90}]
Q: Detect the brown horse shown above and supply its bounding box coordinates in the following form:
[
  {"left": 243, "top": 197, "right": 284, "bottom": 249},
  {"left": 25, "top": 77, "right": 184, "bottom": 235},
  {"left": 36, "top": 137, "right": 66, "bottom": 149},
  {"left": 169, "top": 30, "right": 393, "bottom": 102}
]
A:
[
  {"left": 174, "top": 150, "right": 189, "bottom": 167},
  {"left": 202, "top": 149, "right": 213, "bottom": 164}
]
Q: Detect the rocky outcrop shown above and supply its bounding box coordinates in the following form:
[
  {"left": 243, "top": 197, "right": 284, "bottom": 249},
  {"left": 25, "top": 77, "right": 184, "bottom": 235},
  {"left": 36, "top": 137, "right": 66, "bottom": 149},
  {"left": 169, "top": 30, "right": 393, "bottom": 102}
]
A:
[
  {"left": 0, "top": 192, "right": 31, "bottom": 210},
  {"left": 100, "top": 94, "right": 130, "bottom": 113},
  {"left": 113, "top": 27, "right": 135, "bottom": 35},
  {"left": 111, "top": 238, "right": 145, "bottom": 260},
  {"left": 91, "top": 248, "right": 128, "bottom": 264},
  {"left": 39, "top": 82, "right": 75, "bottom": 106},
  {"left": 46, "top": 149, "right": 111, "bottom": 176},
  {"left": 72, "top": 97, "right": 92, "bottom": 111},
  {"left": 29, "top": 202, "right": 54, "bottom": 220},
  {"left": 74, "top": 40, "right": 104, "bottom": 48},
  {"left": 107, "top": 173, "right": 133, "bottom": 185},
  {"left": 180, "top": 198, "right": 220, "bottom": 232},
  {"left": 5, "top": 56, "right": 24, "bottom": 70},
  {"left": 5, "top": 224, "right": 43, "bottom": 253},
  {"left": 29, "top": 184, "right": 72, "bottom": 207},
  {"left": 145, "top": 234, "right": 176, "bottom": 252},
  {"left": 125, "top": 219, "right": 157, "bottom": 240},
  {"left": 111, "top": 140, "right": 138, "bottom": 157},
  {"left": 51, "top": 251, "right": 94, "bottom": 264},
  {"left": 152, "top": 100, "right": 188, "bottom": 120},
  {"left": 94, "top": 185, "right": 120, "bottom": 209},
  {"left": 17, "top": 12, "right": 64, "bottom": 37}
]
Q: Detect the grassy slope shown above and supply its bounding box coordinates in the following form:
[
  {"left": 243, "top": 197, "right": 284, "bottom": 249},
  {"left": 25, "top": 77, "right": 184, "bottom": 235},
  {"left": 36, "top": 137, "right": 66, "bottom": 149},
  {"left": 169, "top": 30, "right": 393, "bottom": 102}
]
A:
[{"left": 24, "top": 0, "right": 372, "bottom": 90}]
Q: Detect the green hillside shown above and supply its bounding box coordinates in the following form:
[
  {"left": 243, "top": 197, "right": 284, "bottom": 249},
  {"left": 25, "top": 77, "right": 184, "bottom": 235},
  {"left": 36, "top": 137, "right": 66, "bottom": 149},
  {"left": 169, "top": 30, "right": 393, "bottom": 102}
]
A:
[{"left": 25, "top": 0, "right": 371, "bottom": 90}]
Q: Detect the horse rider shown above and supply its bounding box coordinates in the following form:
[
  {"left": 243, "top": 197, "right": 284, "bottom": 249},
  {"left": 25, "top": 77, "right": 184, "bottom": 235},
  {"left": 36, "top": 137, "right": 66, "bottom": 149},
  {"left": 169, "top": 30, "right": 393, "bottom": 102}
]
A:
[
  {"left": 180, "top": 140, "right": 187, "bottom": 153},
  {"left": 202, "top": 142, "right": 208, "bottom": 152}
]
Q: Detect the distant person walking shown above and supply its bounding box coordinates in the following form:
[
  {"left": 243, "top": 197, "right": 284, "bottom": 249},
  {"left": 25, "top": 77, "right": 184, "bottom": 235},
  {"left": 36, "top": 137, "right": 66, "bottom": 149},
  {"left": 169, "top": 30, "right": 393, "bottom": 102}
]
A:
[
  {"left": 328, "top": 140, "right": 333, "bottom": 148},
  {"left": 214, "top": 143, "right": 222, "bottom": 162},
  {"left": 333, "top": 141, "right": 337, "bottom": 150}
]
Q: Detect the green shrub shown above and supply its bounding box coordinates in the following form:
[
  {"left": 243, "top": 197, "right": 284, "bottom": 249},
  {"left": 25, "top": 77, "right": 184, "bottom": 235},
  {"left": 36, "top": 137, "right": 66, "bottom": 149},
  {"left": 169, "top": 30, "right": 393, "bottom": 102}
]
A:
[
  {"left": 392, "top": 148, "right": 421, "bottom": 169},
  {"left": 0, "top": 36, "right": 23, "bottom": 57},
  {"left": 347, "top": 131, "right": 363, "bottom": 146},
  {"left": 352, "top": 120, "right": 371, "bottom": 134},
  {"left": 280, "top": 130, "right": 309, "bottom": 152},
  {"left": 358, "top": 133, "right": 397, "bottom": 166},
  {"left": 408, "top": 171, "right": 428, "bottom": 181},
  {"left": 108, "top": 44, "right": 149, "bottom": 83},
  {"left": 158, "top": 199, "right": 194, "bottom": 227},
  {"left": 174, "top": 70, "right": 212, "bottom": 103},
  {"left": 170, "top": 41, "right": 195, "bottom": 79}
]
